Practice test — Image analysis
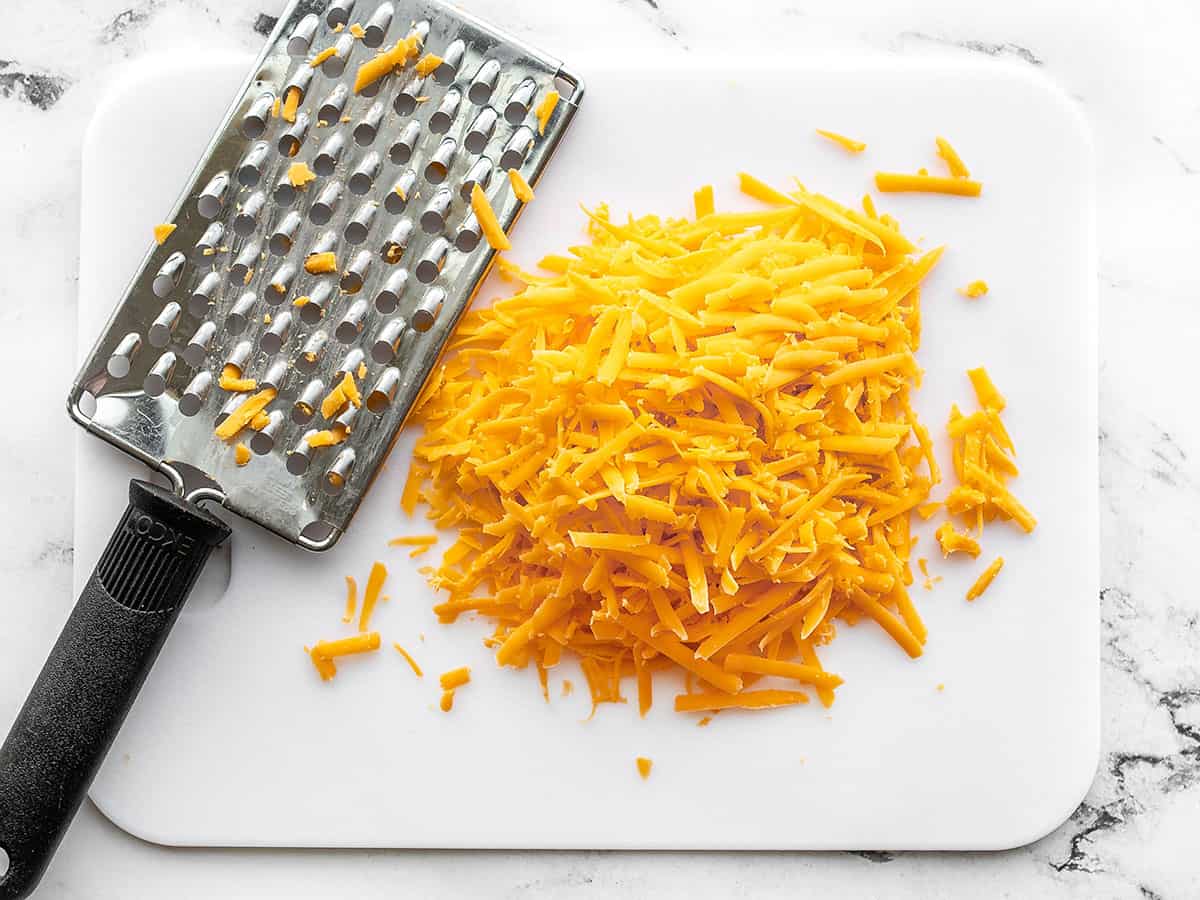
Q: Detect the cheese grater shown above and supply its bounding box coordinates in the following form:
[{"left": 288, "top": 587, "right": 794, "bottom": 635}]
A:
[{"left": 0, "top": 3, "right": 582, "bottom": 895}]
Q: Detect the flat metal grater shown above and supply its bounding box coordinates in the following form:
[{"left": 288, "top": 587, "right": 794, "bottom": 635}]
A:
[{"left": 0, "top": 3, "right": 582, "bottom": 895}]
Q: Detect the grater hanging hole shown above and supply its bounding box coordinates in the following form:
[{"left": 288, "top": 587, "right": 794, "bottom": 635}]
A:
[{"left": 77, "top": 391, "right": 97, "bottom": 419}]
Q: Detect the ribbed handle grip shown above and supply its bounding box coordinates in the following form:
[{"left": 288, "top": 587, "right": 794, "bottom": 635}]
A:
[{"left": 0, "top": 480, "right": 230, "bottom": 899}]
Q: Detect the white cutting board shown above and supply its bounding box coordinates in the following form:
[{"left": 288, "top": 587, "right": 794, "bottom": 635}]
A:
[{"left": 75, "top": 53, "right": 1097, "bottom": 850}]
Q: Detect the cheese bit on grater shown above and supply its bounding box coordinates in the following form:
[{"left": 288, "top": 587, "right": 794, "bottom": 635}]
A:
[{"left": 7, "top": 4, "right": 583, "bottom": 894}]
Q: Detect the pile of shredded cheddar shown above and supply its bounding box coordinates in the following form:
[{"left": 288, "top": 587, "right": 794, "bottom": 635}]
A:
[{"left": 403, "top": 173, "right": 945, "bottom": 715}]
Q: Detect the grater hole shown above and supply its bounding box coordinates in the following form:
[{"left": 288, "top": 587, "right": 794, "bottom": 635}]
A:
[{"left": 554, "top": 73, "right": 575, "bottom": 98}]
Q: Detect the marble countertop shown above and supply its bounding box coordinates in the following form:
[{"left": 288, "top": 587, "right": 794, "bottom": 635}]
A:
[{"left": 0, "top": 0, "right": 1197, "bottom": 896}]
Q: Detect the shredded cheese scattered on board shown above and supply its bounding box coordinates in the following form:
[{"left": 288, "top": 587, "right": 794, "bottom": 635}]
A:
[
  {"left": 534, "top": 90, "right": 559, "bottom": 135},
  {"left": 966, "top": 556, "right": 1004, "bottom": 601},
  {"left": 959, "top": 280, "right": 989, "bottom": 298},
  {"left": 636, "top": 757, "right": 653, "bottom": 779},
  {"left": 874, "top": 172, "right": 982, "bottom": 196},
  {"left": 508, "top": 168, "right": 535, "bottom": 203},
  {"left": 935, "top": 136, "right": 971, "bottom": 178}
]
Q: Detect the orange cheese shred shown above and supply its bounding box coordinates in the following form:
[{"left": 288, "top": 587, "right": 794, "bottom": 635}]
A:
[
  {"left": 816, "top": 129, "right": 867, "bottom": 153},
  {"left": 281, "top": 86, "right": 301, "bottom": 123},
  {"left": 440, "top": 666, "right": 471, "bottom": 690},
  {"left": 153, "top": 223, "right": 176, "bottom": 245},
  {"left": 534, "top": 90, "right": 559, "bottom": 134},
  {"left": 305, "top": 251, "right": 337, "bottom": 274},
  {"left": 308, "top": 632, "right": 381, "bottom": 681},
  {"left": 288, "top": 162, "right": 317, "bottom": 189},
  {"left": 393, "top": 643, "right": 423, "bottom": 676},
  {"left": 966, "top": 556, "right": 1005, "bottom": 601},
  {"left": 636, "top": 757, "right": 653, "bottom": 779},
  {"left": 310, "top": 46, "right": 338, "bottom": 68},
  {"left": 357, "top": 561, "right": 387, "bottom": 632},
  {"left": 214, "top": 388, "right": 275, "bottom": 441},
  {"left": 959, "top": 280, "right": 989, "bottom": 298},
  {"left": 219, "top": 364, "right": 257, "bottom": 393},
  {"left": 875, "top": 172, "right": 982, "bottom": 196},
  {"left": 508, "top": 168, "right": 535, "bottom": 203},
  {"left": 470, "top": 184, "right": 511, "bottom": 250},
  {"left": 234, "top": 443, "right": 251, "bottom": 466},
  {"left": 415, "top": 53, "right": 442, "bottom": 78},
  {"left": 935, "top": 136, "right": 971, "bottom": 178},
  {"left": 342, "top": 575, "right": 357, "bottom": 623}
]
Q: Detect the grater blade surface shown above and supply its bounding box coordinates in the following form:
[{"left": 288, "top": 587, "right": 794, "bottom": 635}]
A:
[{"left": 68, "top": 0, "right": 583, "bottom": 550}]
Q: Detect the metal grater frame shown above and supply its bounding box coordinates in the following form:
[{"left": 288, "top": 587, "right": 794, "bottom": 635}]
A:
[{"left": 67, "top": 0, "right": 584, "bottom": 551}]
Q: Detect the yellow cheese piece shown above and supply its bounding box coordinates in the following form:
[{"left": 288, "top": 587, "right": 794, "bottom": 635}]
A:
[
  {"left": 959, "top": 280, "right": 989, "bottom": 298},
  {"left": 348, "top": 23, "right": 365, "bottom": 38},
  {"left": 234, "top": 443, "right": 251, "bottom": 466},
  {"left": 392, "top": 643, "right": 422, "bottom": 676},
  {"left": 966, "top": 556, "right": 1004, "bottom": 601},
  {"left": 214, "top": 388, "right": 275, "bottom": 441},
  {"left": 508, "top": 169, "right": 534, "bottom": 203},
  {"left": 875, "top": 172, "right": 982, "bottom": 196},
  {"left": 470, "top": 184, "right": 511, "bottom": 251},
  {"left": 307, "top": 632, "right": 381, "bottom": 681},
  {"left": 815, "top": 129, "right": 867, "bottom": 153},
  {"left": 439, "top": 666, "right": 471, "bottom": 690},
  {"left": 306, "top": 425, "right": 347, "bottom": 448},
  {"left": 352, "top": 34, "right": 419, "bottom": 94},
  {"left": 219, "top": 364, "right": 257, "bottom": 392},
  {"left": 309, "top": 46, "right": 337, "bottom": 68},
  {"left": 935, "top": 522, "right": 981, "bottom": 558},
  {"left": 288, "top": 162, "right": 317, "bottom": 188},
  {"left": 414, "top": 53, "right": 442, "bottom": 78},
  {"left": 304, "top": 251, "right": 337, "bottom": 274},
  {"left": 359, "top": 561, "right": 387, "bottom": 632},
  {"left": 636, "top": 757, "right": 652, "bottom": 780},
  {"left": 534, "top": 89, "right": 559, "bottom": 134},
  {"left": 935, "top": 136, "right": 971, "bottom": 178},
  {"left": 281, "top": 86, "right": 300, "bottom": 123},
  {"left": 153, "top": 223, "right": 176, "bottom": 245},
  {"left": 693, "top": 184, "right": 714, "bottom": 218}
]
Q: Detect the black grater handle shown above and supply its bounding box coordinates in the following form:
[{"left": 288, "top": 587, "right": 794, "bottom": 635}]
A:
[{"left": 0, "top": 479, "right": 229, "bottom": 899}]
